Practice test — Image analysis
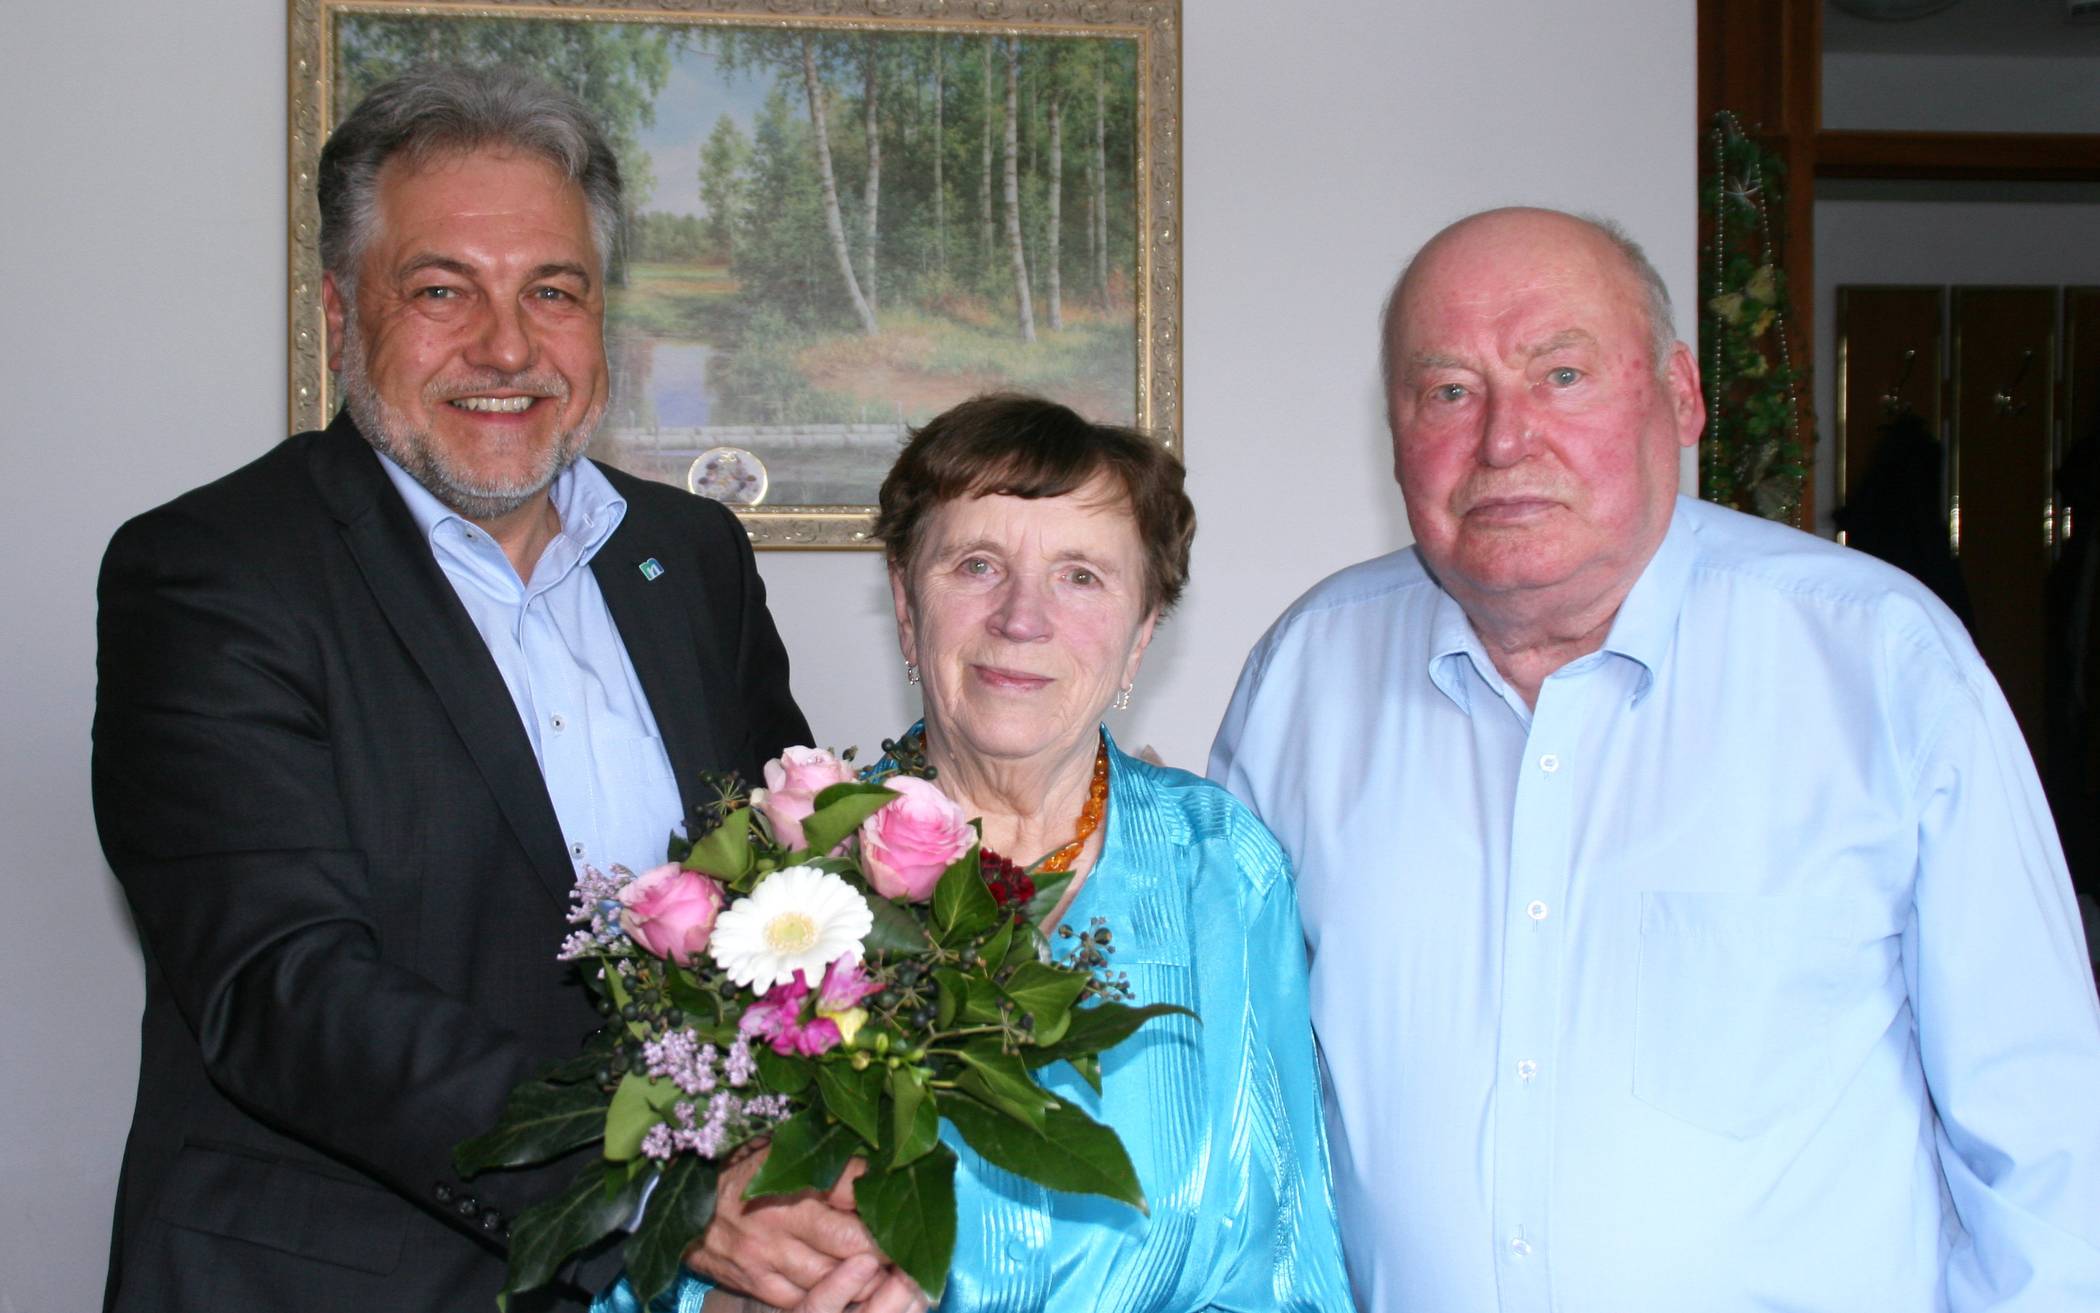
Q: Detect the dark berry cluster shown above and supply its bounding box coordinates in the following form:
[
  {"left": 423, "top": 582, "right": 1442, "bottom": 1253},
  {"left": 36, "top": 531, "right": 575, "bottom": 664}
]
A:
[
  {"left": 1058, "top": 917, "right": 1132, "bottom": 1001},
  {"left": 688, "top": 768, "right": 750, "bottom": 835}
]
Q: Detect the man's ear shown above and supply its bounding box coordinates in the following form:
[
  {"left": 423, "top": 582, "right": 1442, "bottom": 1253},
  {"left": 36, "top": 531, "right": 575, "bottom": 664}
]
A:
[
  {"left": 1666, "top": 340, "right": 1706, "bottom": 449},
  {"left": 322, "top": 273, "right": 349, "bottom": 374}
]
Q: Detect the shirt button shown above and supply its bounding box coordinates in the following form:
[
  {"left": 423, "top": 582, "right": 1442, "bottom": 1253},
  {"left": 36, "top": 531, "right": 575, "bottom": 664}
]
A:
[
  {"left": 1538, "top": 753, "right": 1560, "bottom": 773},
  {"left": 1004, "top": 1239, "right": 1029, "bottom": 1262},
  {"left": 550, "top": 713, "right": 567, "bottom": 733},
  {"left": 570, "top": 841, "right": 586, "bottom": 860},
  {"left": 1516, "top": 1059, "right": 1538, "bottom": 1082},
  {"left": 1526, "top": 899, "right": 1549, "bottom": 921},
  {"left": 1509, "top": 1235, "right": 1532, "bottom": 1258}
]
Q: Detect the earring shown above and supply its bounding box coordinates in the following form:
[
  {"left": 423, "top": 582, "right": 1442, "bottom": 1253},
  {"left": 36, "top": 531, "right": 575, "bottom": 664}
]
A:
[
  {"left": 905, "top": 661, "right": 921, "bottom": 687},
  {"left": 1112, "top": 683, "right": 1132, "bottom": 712}
]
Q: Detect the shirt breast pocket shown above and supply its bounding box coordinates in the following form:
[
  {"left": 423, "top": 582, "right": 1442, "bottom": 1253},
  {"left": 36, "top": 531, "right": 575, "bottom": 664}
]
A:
[{"left": 1632, "top": 891, "right": 1882, "bottom": 1140}]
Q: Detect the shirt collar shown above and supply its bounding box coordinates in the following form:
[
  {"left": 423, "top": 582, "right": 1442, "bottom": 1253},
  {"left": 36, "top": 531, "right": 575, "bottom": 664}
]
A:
[
  {"left": 1423, "top": 495, "right": 1696, "bottom": 716},
  {"left": 1596, "top": 495, "right": 1697, "bottom": 703},
  {"left": 1426, "top": 575, "right": 1488, "bottom": 717},
  {"left": 374, "top": 450, "right": 629, "bottom": 577}
]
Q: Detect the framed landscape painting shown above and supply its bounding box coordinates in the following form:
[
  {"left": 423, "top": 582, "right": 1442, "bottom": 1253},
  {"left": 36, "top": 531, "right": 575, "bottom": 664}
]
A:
[{"left": 289, "top": 0, "right": 1183, "bottom": 547}]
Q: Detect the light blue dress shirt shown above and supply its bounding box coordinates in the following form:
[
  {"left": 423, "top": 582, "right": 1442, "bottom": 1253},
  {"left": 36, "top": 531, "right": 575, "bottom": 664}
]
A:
[
  {"left": 600, "top": 733, "right": 1355, "bottom": 1312},
  {"left": 378, "top": 453, "right": 682, "bottom": 878},
  {"left": 1210, "top": 495, "right": 2100, "bottom": 1312}
]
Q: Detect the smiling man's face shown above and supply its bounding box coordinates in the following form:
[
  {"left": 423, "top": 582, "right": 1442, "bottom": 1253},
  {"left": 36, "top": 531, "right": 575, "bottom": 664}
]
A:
[{"left": 324, "top": 147, "right": 608, "bottom": 526}]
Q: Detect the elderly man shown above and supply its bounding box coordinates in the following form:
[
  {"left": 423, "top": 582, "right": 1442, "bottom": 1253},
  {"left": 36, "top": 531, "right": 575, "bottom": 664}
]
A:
[
  {"left": 93, "top": 67, "right": 903, "bottom": 1312},
  {"left": 1210, "top": 207, "right": 2100, "bottom": 1310}
]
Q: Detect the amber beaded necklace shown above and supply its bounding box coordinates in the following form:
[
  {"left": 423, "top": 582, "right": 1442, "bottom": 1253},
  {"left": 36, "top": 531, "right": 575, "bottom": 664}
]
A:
[{"left": 1032, "top": 736, "right": 1110, "bottom": 874}]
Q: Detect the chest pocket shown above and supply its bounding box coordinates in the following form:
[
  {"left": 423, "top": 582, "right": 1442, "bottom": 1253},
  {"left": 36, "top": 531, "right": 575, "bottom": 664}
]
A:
[{"left": 1632, "top": 892, "right": 1890, "bottom": 1140}]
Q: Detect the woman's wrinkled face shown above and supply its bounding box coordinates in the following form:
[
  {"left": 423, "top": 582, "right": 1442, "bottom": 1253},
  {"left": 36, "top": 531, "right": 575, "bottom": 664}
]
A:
[{"left": 892, "top": 476, "right": 1158, "bottom": 772}]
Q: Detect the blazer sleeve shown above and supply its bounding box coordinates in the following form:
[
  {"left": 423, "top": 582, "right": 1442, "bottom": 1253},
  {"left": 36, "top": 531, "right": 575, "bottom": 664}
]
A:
[
  {"left": 713, "top": 498, "right": 812, "bottom": 773},
  {"left": 92, "top": 505, "right": 562, "bottom": 1245}
]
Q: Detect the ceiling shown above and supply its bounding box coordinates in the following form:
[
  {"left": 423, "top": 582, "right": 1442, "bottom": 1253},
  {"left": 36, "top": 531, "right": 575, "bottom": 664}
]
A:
[{"left": 1826, "top": 0, "right": 2100, "bottom": 56}]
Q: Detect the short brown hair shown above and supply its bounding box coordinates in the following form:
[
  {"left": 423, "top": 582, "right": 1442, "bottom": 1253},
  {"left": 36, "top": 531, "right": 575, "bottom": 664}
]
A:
[{"left": 875, "top": 393, "right": 1195, "bottom": 615}]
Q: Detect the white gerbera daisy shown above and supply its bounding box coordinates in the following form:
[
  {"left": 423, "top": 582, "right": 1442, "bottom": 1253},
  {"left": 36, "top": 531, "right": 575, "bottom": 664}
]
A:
[{"left": 708, "top": 865, "right": 874, "bottom": 993}]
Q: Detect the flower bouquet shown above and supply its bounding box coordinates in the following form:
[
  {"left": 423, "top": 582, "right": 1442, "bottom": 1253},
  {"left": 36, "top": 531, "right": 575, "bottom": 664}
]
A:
[{"left": 455, "top": 740, "right": 1190, "bottom": 1307}]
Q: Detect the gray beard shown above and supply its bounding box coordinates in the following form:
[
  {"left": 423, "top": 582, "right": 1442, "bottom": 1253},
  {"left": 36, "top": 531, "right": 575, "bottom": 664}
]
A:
[{"left": 336, "top": 313, "right": 602, "bottom": 523}]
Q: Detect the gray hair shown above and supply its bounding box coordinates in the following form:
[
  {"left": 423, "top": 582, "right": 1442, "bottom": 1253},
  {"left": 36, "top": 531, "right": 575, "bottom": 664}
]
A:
[
  {"left": 1379, "top": 208, "right": 1678, "bottom": 397},
  {"left": 318, "top": 65, "right": 623, "bottom": 290}
]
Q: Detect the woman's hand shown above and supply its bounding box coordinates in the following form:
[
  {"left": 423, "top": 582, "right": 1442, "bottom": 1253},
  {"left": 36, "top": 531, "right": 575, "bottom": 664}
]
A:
[{"left": 685, "top": 1151, "right": 930, "bottom": 1312}]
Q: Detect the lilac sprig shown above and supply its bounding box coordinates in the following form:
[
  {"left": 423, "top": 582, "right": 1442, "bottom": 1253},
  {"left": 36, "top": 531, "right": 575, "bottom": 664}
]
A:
[
  {"left": 636, "top": 1035, "right": 790, "bottom": 1159},
  {"left": 559, "top": 863, "right": 638, "bottom": 960}
]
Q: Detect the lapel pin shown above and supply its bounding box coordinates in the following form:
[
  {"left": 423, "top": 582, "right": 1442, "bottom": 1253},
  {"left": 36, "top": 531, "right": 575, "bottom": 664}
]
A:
[{"left": 638, "top": 558, "right": 665, "bottom": 582}]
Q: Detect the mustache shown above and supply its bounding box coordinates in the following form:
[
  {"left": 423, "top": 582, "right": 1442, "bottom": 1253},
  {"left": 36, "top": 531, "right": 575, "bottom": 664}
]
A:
[{"left": 425, "top": 371, "right": 572, "bottom": 403}]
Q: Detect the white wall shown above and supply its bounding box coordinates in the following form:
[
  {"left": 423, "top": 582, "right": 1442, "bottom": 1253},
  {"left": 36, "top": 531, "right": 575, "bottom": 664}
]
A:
[{"left": 0, "top": 2, "right": 1693, "bottom": 1307}]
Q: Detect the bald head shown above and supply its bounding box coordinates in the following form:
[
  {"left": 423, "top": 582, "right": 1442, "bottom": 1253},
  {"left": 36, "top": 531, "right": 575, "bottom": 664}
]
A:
[{"left": 1381, "top": 208, "right": 1678, "bottom": 406}]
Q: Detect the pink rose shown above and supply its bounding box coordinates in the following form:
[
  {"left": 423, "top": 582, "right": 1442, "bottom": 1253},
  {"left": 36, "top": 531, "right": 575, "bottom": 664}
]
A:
[
  {"left": 617, "top": 863, "right": 726, "bottom": 966},
  {"left": 859, "top": 776, "right": 973, "bottom": 902},
  {"left": 754, "top": 747, "right": 859, "bottom": 852}
]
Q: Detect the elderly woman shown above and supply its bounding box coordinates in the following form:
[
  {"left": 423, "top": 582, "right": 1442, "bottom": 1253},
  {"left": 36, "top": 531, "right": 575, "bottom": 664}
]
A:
[{"left": 620, "top": 394, "right": 1352, "bottom": 1312}]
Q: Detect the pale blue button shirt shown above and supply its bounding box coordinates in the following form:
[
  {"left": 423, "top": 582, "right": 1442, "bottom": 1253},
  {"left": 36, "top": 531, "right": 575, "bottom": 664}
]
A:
[
  {"left": 378, "top": 453, "right": 682, "bottom": 877},
  {"left": 1211, "top": 496, "right": 2100, "bottom": 1312}
]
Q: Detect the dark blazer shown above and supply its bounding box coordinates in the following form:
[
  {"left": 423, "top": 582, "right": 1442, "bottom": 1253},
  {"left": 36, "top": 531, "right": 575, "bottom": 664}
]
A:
[{"left": 92, "top": 415, "right": 810, "bottom": 1311}]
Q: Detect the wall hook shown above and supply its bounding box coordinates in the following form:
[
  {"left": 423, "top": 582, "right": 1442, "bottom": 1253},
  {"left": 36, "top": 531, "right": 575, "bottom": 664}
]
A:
[{"left": 1992, "top": 349, "right": 2035, "bottom": 418}]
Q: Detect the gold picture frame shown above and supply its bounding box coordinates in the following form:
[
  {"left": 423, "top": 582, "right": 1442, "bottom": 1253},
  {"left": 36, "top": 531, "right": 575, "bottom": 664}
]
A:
[{"left": 289, "top": 0, "right": 1182, "bottom": 548}]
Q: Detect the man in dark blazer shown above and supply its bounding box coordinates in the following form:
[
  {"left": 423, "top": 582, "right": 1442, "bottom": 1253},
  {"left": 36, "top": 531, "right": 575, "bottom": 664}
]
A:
[{"left": 92, "top": 67, "right": 889, "bottom": 1311}]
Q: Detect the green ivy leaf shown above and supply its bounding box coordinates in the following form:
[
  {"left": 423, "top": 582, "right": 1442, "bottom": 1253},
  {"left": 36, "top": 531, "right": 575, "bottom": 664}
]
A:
[
  {"left": 605, "top": 1073, "right": 680, "bottom": 1162},
  {"left": 664, "top": 972, "right": 734, "bottom": 1042},
  {"left": 665, "top": 828, "right": 694, "bottom": 865},
  {"left": 501, "top": 1158, "right": 647, "bottom": 1301},
  {"left": 932, "top": 848, "right": 998, "bottom": 945},
  {"left": 854, "top": 1147, "right": 958, "bottom": 1303},
  {"left": 816, "top": 1060, "right": 885, "bottom": 1148},
  {"left": 977, "top": 916, "right": 1016, "bottom": 976},
  {"left": 755, "top": 1046, "right": 814, "bottom": 1095},
  {"left": 960, "top": 974, "right": 1005, "bottom": 1025},
  {"left": 1022, "top": 1001, "right": 1196, "bottom": 1070},
  {"left": 999, "top": 962, "right": 1088, "bottom": 1047},
  {"left": 745, "top": 1111, "right": 858, "bottom": 1199},
  {"left": 683, "top": 806, "right": 754, "bottom": 883},
  {"left": 797, "top": 781, "right": 899, "bottom": 858},
  {"left": 933, "top": 967, "right": 965, "bottom": 1030},
  {"left": 888, "top": 1066, "right": 939, "bottom": 1170},
  {"left": 863, "top": 891, "right": 932, "bottom": 956},
  {"left": 455, "top": 1077, "right": 610, "bottom": 1176},
  {"left": 534, "top": 1046, "right": 608, "bottom": 1087},
  {"left": 622, "top": 1155, "right": 719, "bottom": 1309},
  {"left": 1021, "top": 866, "right": 1077, "bottom": 930},
  {"left": 1068, "top": 1052, "right": 1102, "bottom": 1094},
  {"left": 936, "top": 1093, "right": 1145, "bottom": 1212},
  {"left": 952, "top": 1044, "right": 1058, "bottom": 1131}
]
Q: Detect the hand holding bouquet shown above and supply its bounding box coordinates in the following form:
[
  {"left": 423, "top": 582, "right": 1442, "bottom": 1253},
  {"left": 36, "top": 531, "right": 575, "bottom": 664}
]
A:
[{"left": 456, "top": 742, "right": 1189, "bottom": 1307}]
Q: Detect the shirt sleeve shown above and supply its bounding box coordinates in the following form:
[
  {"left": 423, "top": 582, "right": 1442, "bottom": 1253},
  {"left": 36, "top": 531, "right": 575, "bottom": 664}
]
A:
[
  {"left": 1208, "top": 823, "right": 1357, "bottom": 1313},
  {"left": 1907, "top": 658, "right": 2100, "bottom": 1310},
  {"left": 1206, "top": 629, "right": 1281, "bottom": 813}
]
